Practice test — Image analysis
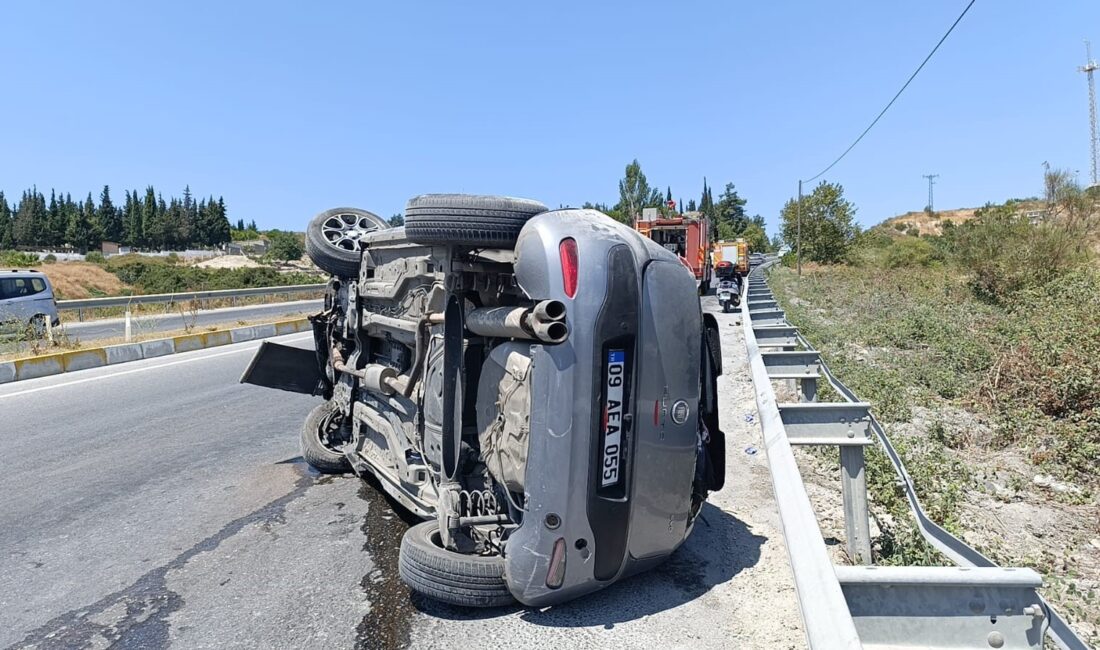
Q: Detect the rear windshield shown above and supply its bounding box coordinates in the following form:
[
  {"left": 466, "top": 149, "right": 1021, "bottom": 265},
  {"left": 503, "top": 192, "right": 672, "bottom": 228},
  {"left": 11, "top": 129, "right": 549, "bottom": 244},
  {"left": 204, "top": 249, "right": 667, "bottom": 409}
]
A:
[{"left": 0, "top": 277, "right": 49, "bottom": 300}]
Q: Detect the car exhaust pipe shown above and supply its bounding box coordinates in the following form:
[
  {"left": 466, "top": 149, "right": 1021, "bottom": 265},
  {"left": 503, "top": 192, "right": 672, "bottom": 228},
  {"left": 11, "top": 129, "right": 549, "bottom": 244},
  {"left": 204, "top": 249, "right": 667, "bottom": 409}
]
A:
[
  {"left": 465, "top": 305, "right": 568, "bottom": 344},
  {"left": 532, "top": 299, "right": 566, "bottom": 323},
  {"left": 530, "top": 319, "right": 569, "bottom": 344}
]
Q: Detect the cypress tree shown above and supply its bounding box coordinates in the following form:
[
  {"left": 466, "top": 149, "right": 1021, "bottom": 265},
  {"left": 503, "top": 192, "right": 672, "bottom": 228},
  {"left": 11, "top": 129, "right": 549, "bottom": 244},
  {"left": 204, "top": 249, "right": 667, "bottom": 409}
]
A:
[
  {"left": 99, "top": 185, "right": 123, "bottom": 244},
  {"left": 0, "top": 192, "right": 12, "bottom": 249},
  {"left": 212, "top": 197, "right": 231, "bottom": 245},
  {"left": 66, "top": 194, "right": 93, "bottom": 251},
  {"left": 13, "top": 188, "right": 47, "bottom": 247},
  {"left": 47, "top": 190, "right": 62, "bottom": 246},
  {"left": 126, "top": 189, "right": 143, "bottom": 247},
  {"left": 141, "top": 187, "right": 159, "bottom": 250}
]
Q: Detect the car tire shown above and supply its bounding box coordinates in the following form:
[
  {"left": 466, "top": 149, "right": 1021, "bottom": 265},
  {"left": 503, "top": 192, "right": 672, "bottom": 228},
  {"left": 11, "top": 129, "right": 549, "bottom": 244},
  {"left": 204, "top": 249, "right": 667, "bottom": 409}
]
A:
[
  {"left": 28, "top": 314, "right": 48, "bottom": 339},
  {"left": 305, "top": 207, "right": 389, "bottom": 278},
  {"left": 404, "top": 194, "right": 547, "bottom": 249},
  {"left": 398, "top": 520, "right": 515, "bottom": 608},
  {"left": 301, "top": 402, "right": 352, "bottom": 474}
]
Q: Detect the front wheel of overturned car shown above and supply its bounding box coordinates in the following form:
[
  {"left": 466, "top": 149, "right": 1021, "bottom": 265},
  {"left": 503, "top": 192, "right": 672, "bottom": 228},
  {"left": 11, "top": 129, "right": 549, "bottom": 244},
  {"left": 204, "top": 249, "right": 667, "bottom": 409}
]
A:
[
  {"left": 301, "top": 402, "right": 352, "bottom": 474},
  {"left": 398, "top": 520, "right": 515, "bottom": 608},
  {"left": 305, "top": 207, "right": 389, "bottom": 277}
]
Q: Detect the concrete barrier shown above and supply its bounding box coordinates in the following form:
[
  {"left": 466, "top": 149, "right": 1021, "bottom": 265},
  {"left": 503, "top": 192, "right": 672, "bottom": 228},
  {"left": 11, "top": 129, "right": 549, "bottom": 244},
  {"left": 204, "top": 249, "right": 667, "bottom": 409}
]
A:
[{"left": 0, "top": 318, "right": 309, "bottom": 385}]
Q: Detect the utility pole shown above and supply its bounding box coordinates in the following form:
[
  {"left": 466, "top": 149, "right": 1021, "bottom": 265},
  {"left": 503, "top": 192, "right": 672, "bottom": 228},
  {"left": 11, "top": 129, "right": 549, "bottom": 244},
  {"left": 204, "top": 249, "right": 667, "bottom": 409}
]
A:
[
  {"left": 1080, "top": 40, "right": 1099, "bottom": 186},
  {"left": 796, "top": 180, "right": 802, "bottom": 278},
  {"left": 922, "top": 174, "right": 939, "bottom": 212}
]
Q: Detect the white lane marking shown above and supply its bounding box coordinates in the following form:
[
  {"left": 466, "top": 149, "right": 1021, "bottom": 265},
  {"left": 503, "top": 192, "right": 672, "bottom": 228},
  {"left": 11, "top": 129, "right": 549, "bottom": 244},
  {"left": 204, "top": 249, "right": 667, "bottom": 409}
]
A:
[{"left": 0, "top": 334, "right": 312, "bottom": 400}]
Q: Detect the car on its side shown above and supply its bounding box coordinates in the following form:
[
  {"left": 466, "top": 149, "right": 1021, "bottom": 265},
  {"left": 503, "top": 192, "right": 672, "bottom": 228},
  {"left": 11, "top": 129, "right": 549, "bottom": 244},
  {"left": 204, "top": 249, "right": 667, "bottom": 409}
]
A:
[
  {"left": 0, "top": 270, "right": 60, "bottom": 336},
  {"left": 243, "top": 195, "right": 725, "bottom": 608}
]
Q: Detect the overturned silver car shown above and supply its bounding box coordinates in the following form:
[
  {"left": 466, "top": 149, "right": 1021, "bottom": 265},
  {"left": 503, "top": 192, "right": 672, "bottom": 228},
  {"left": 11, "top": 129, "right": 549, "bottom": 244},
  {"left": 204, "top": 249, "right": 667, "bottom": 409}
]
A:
[{"left": 244, "top": 194, "right": 725, "bottom": 607}]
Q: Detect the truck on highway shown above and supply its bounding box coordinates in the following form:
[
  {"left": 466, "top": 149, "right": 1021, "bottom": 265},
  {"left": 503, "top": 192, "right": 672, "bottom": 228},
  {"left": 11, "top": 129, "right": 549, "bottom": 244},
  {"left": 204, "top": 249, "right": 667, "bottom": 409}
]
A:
[
  {"left": 633, "top": 206, "right": 712, "bottom": 292},
  {"left": 711, "top": 238, "right": 749, "bottom": 280},
  {"left": 243, "top": 195, "right": 726, "bottom": 609}
]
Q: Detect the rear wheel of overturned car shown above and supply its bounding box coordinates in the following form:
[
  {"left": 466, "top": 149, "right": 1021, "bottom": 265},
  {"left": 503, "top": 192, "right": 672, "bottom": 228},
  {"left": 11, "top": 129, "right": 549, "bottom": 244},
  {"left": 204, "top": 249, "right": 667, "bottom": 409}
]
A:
[
  {"left": 404, "top": 194, "right": 548, "bottom": 249},
  {"left": 305, "top": 207, "right": 389, "bottom": 278},
  {"left": 398, "top": 520, "right": 515, "bottom": 608},
  {"left": 301, "top": 402, "right": 352, "bottom": 474}
]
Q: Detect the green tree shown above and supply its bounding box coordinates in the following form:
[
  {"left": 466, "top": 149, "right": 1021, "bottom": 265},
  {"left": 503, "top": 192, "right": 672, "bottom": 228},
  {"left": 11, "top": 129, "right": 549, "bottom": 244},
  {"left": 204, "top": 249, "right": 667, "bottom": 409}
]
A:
[
  {"left": 267, "top": 230, "right": 304, "bottom": 261},
  {"left": 699, "top": 178, "right": 715, "bottom": 221},
  {"left": 779, "top": 181, "right": 858, "bottom": 263},
  {"left": 715, "top": 183, "right": 748, "bottom": 236},
  {"left": 98, "top": 185, "right": 123, "bottom": 244},
  {"left": 0, "top": 192, "right": 12, "bottom": 249},
  {"left": 46, "top": 190, "right": 63, "bottom": 246},
  {"left": 741, "top": 222, "right": 769, "bottom": 252},
  {"left": 141, "top": 187, "right": 161, "bottom": 249},
  {"left": 388, "top": 213, "right": 404, "bottom": 226},
  {"left": 122, "top": 189, "right": 140, "bottom": 246},
  {"left": 614, "top": 159, "right": 662, "bottom": 223},
  {"left": 13, "top": 188, "right": 47, "bottom": 247},
  {"left": 66, "top": 194, "right": 94, "bottom": 250}
]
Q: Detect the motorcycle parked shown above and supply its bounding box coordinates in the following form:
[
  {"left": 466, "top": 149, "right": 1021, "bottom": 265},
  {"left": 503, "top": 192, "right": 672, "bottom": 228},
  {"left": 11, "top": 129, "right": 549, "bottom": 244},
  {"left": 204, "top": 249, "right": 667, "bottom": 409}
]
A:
[{"left": 717, "top": 280, "right": 740, "bottom": 313}]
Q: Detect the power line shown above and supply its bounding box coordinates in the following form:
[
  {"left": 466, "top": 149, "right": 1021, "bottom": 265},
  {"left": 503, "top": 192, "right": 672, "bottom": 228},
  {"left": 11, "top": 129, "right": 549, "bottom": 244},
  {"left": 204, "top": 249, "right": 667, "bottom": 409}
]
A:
[{"left": 802, "top": 0, "right": 977, "bottom": 183}]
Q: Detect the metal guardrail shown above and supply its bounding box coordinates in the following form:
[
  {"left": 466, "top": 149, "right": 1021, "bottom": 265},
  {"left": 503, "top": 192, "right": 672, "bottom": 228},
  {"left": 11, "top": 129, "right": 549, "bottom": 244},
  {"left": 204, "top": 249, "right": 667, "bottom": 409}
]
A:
[
  {"left": 741, "top": 258, "right": 1089, "bottom": 650},
  {"left": 57, "top": 284, "right": 326, "bottom": 321}
]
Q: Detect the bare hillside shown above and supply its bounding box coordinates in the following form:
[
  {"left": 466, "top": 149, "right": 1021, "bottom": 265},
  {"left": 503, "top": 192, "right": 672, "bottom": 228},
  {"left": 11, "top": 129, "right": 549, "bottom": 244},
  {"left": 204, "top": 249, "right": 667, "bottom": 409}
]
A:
[{"left": 881, "top": 201, "right": 1046, "bottom": 236}]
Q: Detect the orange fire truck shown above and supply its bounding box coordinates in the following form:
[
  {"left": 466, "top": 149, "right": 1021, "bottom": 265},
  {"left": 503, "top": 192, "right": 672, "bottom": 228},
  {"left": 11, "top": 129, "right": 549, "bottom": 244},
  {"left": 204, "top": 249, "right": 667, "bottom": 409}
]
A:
[
  {"left": 712, "top": 238, "right": 749, "bottom": 279},
  {"left": 634, "top": 204, "right": 712, "bottom": 291}
]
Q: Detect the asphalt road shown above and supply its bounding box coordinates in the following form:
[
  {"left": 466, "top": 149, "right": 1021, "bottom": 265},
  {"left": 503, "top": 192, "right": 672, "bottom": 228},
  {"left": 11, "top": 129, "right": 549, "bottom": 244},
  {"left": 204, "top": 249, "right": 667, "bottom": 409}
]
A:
[
  {"left": 0, "top": 300, "right": 803, "bottom": 650},
  {"left": 60, "top": 300, "right": 321, "bottom": 342}
]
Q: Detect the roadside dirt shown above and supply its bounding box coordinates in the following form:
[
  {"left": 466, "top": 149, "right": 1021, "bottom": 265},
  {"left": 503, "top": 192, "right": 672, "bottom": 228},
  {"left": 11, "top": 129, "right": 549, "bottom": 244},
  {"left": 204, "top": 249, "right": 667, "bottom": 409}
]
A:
[
  {"left": 37, "top": 262, "right": 128, "bottom": 299},
  {"left": 193, "top": 254, "right": 264, "bottom": 269}
]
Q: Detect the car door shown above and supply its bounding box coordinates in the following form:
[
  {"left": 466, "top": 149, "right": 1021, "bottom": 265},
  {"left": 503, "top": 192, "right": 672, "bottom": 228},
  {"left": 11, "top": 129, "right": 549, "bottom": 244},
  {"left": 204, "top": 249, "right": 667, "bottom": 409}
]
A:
[{"left": 0, "top": 277, "right": 28, "bottom": 327}]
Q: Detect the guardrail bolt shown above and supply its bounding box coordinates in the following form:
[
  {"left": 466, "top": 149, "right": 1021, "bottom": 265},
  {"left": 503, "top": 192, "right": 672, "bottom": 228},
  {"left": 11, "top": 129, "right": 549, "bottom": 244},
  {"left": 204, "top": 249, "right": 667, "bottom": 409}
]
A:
[{"left": 986, "top": 631, "right": 1005, "bottom": 648}]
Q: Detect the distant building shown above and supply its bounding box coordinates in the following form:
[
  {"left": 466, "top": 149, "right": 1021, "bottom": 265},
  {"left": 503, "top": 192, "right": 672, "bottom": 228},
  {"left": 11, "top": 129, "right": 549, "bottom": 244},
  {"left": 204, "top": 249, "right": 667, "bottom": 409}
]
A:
[
  {"left": 227, "top": 239, "right": 269, "bottom": 255},
  {"left": 101, "top": 241, "right": 121, "bottom": 255}
]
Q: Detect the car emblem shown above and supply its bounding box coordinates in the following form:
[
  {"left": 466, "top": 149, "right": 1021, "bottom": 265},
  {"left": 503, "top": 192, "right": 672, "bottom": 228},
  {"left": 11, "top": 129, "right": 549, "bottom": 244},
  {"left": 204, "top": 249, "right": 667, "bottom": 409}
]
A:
[{"left": 670, "top": 400, "right": 690, "bottom": 425}]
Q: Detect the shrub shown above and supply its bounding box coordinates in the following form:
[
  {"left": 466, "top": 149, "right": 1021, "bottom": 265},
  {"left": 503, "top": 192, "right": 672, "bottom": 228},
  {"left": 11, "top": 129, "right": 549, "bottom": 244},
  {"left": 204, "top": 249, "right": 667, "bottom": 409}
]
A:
[
  {"left": 85, "top": 251, "right": 106, "bottom": 264},
  {"left": 103, "top": 253, "right": 321, "bottom": 294},
  {"left": 882, "top": 237, "right": 941, "bottom": 269},
  {"left": 267, "top": 230, "right": 304, "bottom": 262},
  {"left": 0, "top": 250, "right": 40, "bottom": 267},
  {"left": 43, "top": 253, "right": 57, "bottom": 264},
  {"left": 955, "top": 203, "right": 1093, "bottom": 303},
  {"left": 165, "top": 252, "right": 180, "bottom": 265}
]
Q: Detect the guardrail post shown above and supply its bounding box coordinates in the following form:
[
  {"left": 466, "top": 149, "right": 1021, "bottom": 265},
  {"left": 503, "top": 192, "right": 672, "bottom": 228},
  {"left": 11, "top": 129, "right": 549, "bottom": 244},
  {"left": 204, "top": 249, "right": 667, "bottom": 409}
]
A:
[
  {"left": 840, "top": 446, "right": 872, "bottom": 565},
  {"left": 800, "top": 377, "right": 817, "bottom": 402},
  {"left": 124, "top": 308, "right": 132, "bottom": 342},
  {"left": 77, "top": 308, "right": 84, "bottom": 322}
]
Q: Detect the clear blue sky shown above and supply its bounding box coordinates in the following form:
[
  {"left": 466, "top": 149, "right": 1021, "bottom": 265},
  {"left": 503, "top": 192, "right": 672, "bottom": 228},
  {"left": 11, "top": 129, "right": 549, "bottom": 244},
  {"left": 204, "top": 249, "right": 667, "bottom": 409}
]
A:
[{"left": 2, "top": 1, "right": 1098, "bottom": 234}]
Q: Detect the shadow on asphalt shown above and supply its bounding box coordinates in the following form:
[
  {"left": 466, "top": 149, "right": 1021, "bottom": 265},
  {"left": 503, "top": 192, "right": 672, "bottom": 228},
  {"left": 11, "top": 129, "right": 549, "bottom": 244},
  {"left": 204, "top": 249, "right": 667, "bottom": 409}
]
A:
[{"left": 415, "top": 502, "right": 765, "bottom": 627}]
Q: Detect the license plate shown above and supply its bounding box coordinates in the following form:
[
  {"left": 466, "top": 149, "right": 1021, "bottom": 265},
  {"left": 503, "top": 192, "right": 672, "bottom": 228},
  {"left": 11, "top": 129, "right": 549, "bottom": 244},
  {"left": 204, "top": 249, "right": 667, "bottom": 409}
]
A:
[
  {"left": 601, "top": 349, "right": 626, "bottom": 487},
  {"left": 718, "top": 292, "right": 731, "bottom": 299}
]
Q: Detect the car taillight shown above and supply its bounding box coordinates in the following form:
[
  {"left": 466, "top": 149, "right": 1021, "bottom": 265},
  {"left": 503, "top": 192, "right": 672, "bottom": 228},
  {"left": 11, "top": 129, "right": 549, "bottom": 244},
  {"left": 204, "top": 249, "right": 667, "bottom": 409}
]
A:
[{"left": 559, "top": 238, "right": 578, "bottom": 298}]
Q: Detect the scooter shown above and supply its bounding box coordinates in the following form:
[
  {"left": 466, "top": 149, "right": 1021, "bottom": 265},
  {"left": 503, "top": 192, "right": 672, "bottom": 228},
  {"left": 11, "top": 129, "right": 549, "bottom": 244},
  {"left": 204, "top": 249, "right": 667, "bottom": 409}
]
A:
[{"left": 717, "top": 280, "right": 740, "bottom": 313}]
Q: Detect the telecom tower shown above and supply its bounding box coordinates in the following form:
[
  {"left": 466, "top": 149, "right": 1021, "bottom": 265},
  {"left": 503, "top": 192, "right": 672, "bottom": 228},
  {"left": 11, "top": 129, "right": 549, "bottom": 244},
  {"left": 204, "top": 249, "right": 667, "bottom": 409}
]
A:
[
  {"left": 922, "top": 174, "right": 939, "bottom": 211},
  {"left": 1080, "top": 41, "right": 1099, "bottom": 187}
]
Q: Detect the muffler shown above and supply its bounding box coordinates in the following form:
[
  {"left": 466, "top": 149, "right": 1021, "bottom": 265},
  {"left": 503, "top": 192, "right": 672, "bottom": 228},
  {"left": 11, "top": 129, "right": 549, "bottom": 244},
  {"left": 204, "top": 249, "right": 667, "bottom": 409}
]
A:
[
  {"left": 531, "top": 299, "right": 566, "bottom": 323},
  {"left": 465, "top": 301, "right": 569, "bottom": 344}
]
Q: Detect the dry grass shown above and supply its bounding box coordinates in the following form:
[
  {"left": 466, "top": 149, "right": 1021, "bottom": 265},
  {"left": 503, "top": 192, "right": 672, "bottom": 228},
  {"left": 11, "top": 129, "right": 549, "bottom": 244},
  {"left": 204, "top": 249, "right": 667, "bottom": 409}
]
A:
[
  {"left": 39, "top": 262, "right": 129, "bottom": 299},
  {"left": 882, "top": 201, "right": 1048, "bottom": 236}
]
